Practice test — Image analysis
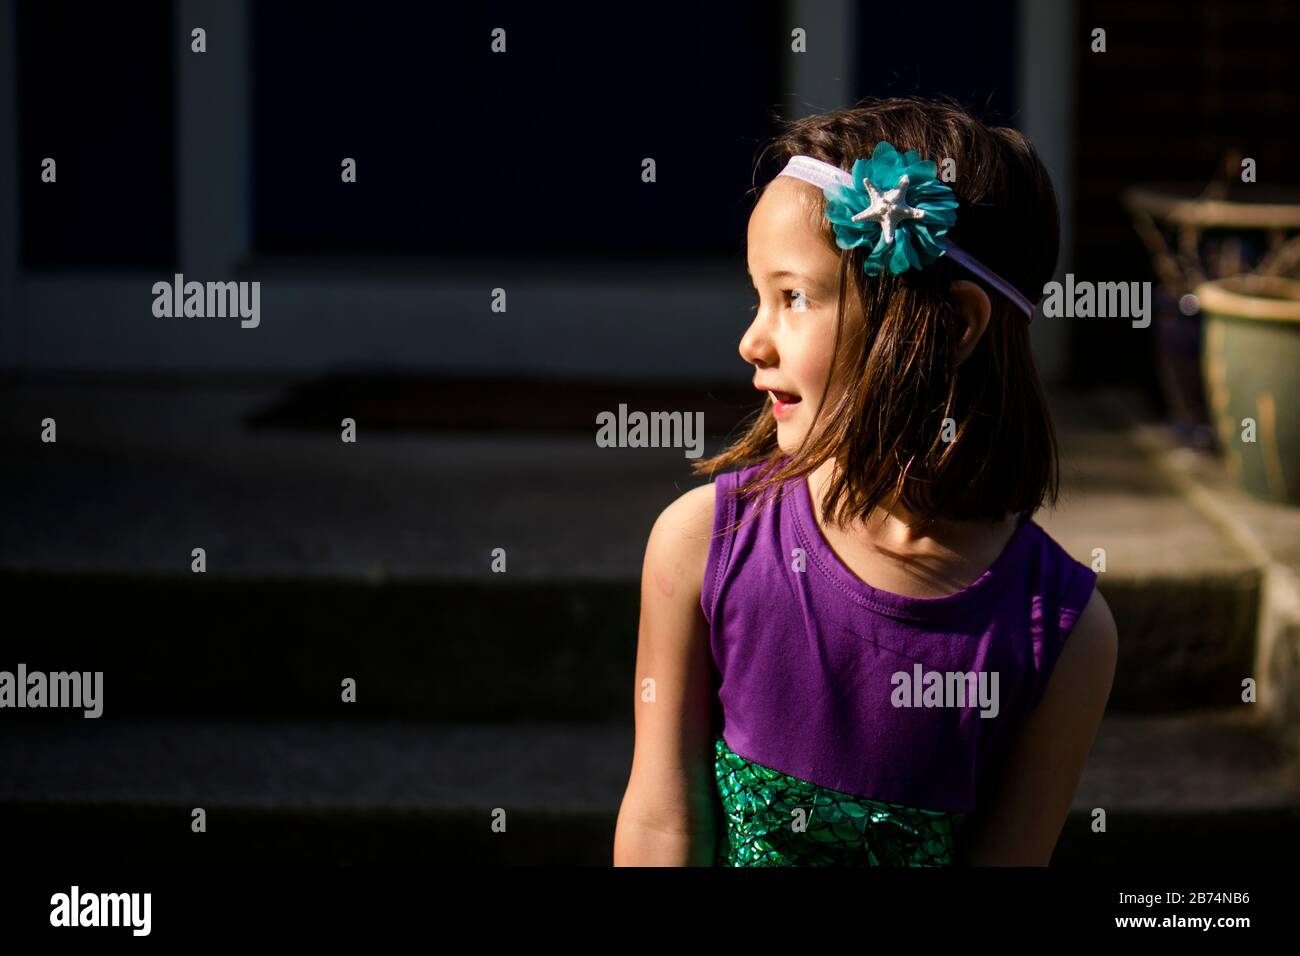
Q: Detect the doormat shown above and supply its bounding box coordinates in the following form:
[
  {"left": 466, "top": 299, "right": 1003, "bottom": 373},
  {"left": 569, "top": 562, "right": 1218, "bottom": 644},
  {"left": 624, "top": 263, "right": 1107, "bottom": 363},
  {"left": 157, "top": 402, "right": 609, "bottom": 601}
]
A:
[{"left": 245, "top": 373, "right": 761, "bottom": 435}]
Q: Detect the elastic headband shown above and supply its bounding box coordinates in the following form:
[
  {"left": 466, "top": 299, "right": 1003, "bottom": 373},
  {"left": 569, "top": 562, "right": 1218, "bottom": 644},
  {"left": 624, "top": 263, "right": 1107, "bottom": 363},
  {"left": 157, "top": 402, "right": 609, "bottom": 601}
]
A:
[{"left": 776, "top": 149, "right": 1038, "bottom": 322}]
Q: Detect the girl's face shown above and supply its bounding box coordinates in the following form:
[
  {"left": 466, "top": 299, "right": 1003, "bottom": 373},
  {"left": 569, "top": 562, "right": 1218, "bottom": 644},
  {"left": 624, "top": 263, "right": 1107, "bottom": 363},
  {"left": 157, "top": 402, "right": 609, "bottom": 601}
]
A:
[{"left": 741, "top": 177, "right": 857, "bottom": 454}]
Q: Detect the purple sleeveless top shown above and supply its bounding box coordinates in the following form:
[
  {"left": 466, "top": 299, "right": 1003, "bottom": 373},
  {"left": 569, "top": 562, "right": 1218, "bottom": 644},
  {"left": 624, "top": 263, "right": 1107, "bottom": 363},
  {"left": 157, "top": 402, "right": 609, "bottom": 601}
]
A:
[{"left": 701, "top": 462, "right": 1098, "bottom": 814}]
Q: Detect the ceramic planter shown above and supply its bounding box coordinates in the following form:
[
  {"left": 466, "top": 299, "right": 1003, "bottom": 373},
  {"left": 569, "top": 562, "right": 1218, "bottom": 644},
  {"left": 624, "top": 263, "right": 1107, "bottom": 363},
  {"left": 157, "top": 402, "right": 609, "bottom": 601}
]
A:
[{"left": 1198, "top": 275, "right": 1300, "bottom": 505}]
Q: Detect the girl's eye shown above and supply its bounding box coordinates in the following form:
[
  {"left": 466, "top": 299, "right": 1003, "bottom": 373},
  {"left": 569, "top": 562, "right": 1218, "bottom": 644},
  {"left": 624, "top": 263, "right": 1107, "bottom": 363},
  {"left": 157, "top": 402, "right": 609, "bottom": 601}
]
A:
[{"left": 749, "top": 290, "right": 808, "bottom": 313}]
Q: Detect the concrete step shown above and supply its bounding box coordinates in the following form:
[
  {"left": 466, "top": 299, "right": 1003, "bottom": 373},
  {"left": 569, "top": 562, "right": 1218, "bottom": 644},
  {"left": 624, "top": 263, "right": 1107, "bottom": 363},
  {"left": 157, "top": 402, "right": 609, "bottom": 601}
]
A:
[
  {"left": 1, "top": 571, "right": 638, "bottom": 720},
  {"left": 0, "top": 719, "right": 630, "bottom": 865},
  {"left": 0, "top": 559, "right": 1258, "bottom": 719},
  {"left": 0, "top": 711, "right": 1294, "bottom": 865},
  {"left": 0, "top": 379, "right": 1268, "bottom": 714}
]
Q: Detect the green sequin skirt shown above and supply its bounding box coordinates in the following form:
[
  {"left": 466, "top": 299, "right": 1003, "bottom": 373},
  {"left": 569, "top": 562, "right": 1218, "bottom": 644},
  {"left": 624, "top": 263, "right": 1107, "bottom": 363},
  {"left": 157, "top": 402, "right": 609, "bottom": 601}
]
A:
[{"left": 712, "top": 735, "right": 968, "bottom": 866}]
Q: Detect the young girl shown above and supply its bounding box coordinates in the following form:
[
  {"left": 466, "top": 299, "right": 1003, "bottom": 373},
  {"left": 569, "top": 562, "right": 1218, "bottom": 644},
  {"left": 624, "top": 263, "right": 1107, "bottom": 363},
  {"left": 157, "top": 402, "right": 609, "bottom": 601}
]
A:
[{"left": 613, "top": 98, "right": 1117, "bottom": 867}]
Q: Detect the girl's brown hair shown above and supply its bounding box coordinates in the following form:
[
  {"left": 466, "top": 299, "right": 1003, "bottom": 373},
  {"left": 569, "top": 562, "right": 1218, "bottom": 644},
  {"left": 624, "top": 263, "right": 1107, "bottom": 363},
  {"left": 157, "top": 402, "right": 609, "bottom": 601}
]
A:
[{"left": 693, "top": 96, "right": 1061, "bottom": 528}]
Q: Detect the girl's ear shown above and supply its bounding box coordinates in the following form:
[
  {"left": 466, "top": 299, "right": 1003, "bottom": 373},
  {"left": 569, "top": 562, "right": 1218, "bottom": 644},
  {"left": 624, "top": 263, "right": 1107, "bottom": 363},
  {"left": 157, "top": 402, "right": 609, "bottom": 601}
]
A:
[{"left": 947, "top": 280, "right": 992, "bottom": 366}]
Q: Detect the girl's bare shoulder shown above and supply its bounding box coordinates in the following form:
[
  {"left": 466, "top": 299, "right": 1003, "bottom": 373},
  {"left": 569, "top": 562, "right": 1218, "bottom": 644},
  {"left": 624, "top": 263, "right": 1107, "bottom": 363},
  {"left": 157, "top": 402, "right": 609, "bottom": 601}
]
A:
[{"left": 642, "top": 483, "right": 718, "bottom": 600}]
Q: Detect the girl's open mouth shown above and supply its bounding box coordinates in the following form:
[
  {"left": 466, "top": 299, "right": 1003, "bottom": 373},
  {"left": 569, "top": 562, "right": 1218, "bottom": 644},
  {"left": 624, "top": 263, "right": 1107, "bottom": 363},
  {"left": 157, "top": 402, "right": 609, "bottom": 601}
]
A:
[{"left": 771, "top": 391, "right": 801, "bottom": 417}]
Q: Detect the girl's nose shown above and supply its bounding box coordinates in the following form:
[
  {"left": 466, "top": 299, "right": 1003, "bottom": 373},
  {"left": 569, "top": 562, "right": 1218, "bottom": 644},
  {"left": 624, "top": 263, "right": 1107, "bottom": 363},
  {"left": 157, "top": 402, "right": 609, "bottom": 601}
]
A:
[{"left": 739, "top": 311, "right": 777, "bottom": 368}]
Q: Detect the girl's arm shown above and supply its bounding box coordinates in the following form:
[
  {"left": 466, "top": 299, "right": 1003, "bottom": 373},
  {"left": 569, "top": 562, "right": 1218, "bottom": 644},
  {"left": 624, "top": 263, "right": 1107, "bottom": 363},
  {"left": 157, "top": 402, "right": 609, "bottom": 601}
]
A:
[
  {"left": 957, "top": 587, "right": 1118, "bottom": 866},
  {"left": 613, "top": 483, "right": 721, "bottom": 866}
]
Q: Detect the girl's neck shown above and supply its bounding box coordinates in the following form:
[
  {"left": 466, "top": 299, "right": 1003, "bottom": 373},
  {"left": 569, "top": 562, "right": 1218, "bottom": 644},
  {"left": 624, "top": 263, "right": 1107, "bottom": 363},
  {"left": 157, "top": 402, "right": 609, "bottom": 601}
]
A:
[{"left": 805, "top": 458, "right": 1022, "bottom": 597}]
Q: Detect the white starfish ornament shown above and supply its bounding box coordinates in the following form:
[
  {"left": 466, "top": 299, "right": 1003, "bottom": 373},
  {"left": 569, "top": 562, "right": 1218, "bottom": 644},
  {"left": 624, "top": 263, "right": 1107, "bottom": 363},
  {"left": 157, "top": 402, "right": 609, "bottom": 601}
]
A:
[{"left": 850, "top": 174, "right": 926, "bottom": 246}]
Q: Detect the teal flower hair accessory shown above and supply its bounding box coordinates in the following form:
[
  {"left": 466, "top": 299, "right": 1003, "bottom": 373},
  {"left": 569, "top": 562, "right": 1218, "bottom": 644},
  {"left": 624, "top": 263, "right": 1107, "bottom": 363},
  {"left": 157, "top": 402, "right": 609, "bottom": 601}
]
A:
[
  {"left": 821, "top": 140, "right": 959, "bottom": 276},
  {"left": 775, "top": 151, "right": 1038, "bottom": 320}
]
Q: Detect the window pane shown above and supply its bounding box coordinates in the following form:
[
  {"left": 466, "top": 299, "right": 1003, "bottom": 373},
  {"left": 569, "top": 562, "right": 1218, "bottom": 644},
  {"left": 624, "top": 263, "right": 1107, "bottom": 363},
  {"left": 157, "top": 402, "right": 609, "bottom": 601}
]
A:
[
  {"left": 18, "top": 0, "right": 175, "bottom": 270},
  {"left": 252, "top": 0, "right": 783, "bottom": 256}
]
